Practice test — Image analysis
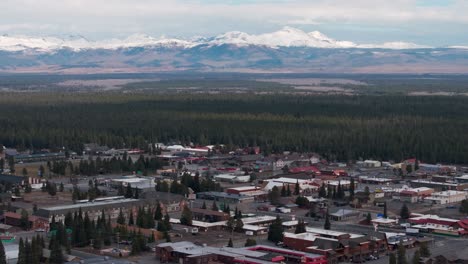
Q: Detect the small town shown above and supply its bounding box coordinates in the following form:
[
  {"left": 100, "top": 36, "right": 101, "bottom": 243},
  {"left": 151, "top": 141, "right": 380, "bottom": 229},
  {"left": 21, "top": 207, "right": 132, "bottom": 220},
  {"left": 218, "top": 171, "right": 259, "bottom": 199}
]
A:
[{"left": 0, "top": 143, "right": 467, "bottom": 264}]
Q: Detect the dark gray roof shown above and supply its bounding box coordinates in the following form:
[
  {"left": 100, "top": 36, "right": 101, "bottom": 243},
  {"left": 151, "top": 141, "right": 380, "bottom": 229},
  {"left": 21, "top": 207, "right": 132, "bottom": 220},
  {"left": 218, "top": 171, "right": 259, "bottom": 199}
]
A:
[{"left": 0, "top": 174, "right": 25, "bottom": 184}]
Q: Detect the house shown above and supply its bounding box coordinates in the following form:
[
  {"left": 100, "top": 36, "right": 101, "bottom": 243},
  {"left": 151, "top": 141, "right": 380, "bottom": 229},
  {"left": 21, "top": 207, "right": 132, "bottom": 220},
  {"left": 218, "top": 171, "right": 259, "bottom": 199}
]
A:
[
  {"left": 329, "top": 209, "right": 360, "bottom": 221},
  {"left": 4, "top": 212, "right": 49, "bottom": 230}
]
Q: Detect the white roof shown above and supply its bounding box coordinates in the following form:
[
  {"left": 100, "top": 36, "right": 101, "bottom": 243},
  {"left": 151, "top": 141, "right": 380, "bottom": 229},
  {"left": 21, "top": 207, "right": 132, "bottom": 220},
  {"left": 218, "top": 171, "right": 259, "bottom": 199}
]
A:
[
  {"left": 192, "top": 220, "right": 227, "bottom": 228},
  {"left": 372, "top": 218, "right": 398, "bottom": 224},
  {"left": 409, "top": 214, "right": 459, "bottom": 223},
  {"left": 431, "top": 190, "right": 466, "bottom": 196},
  {"left": 283, "top": 232, "right": 319, "bottom": 242},
  {"left": 269, "top": 177, "right": 308, "bottom": 184},
  {"left": 282, "top": 220, "right": 299, "bottom": 227},
  {"left": 242, "top": 215, "right": 277, "bottom": 224},
  {"left": 227, "top": 186, "right": 261, "bottom": 191},
  {"left": 242, "top": 224, "right": 268, "bottom": 231},
  {"left": 306, "top": 227, "right": 363, "bottom": 238}
]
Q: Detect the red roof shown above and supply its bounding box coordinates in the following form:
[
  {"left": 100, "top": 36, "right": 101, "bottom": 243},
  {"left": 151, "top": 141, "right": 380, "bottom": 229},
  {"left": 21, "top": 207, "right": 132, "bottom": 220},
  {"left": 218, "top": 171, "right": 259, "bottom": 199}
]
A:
[{"left": 290, "top": 166, "right": 320, "bottom": 174}]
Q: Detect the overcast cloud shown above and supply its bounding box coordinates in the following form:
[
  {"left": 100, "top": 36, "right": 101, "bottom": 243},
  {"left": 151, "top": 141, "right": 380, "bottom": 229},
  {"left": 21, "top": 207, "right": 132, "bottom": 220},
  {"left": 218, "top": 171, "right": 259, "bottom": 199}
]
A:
[{"left": 1, "top": 0, "right": 467, "bottom": 46}]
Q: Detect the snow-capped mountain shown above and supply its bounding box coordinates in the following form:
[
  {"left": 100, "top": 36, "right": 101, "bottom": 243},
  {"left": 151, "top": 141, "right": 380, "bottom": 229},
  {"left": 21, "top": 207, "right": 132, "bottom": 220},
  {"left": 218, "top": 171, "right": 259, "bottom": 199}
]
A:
[
  {"left": 1, "top": 27, "right": 468, "bottom": 74},
  {"left": 0, "top": 27, "right": 437, "bottom": 52}
]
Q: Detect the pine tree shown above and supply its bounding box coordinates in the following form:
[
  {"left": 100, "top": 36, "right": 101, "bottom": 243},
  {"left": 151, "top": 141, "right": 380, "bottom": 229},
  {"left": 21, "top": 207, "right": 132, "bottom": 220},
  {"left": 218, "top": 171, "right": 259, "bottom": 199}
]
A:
[
  {"left": 389, "top": 253, "right": 397, "bottom": 264},
  {"left": 267, "top": 216, "right": 284, "bottom": 243},
  {"left": 268, "top": 186, "right": 281, "bottom": 205},
  {"left": 20, "top": 209, "right": 30, "bottom": 230},
  {"left": 118, "top": 183, "right": 125, "bottom": 196},
  {"left": 211, "top": 200, "right": 219, "bottom": 211},
  {"left": 125, "top": 183, "right": 133, "bottom": 198},
  {"left": 128, "top": 210, "right": 134, "bottom": 226},
  {"left": 349, "top": 177, "right": 355, "bottom": 200},
  {"left": 201, "top": 201, "right": 207, "bottom": 209},
  {"left": 319, "top": 184, "right": 327, "bottom": 198},
  {"left": 163, "top": 213, "right": 172, "bottom": 231},
  {"left": 419, "top": 242, "right": 431, "bottom": 258},
  {"left": 235, "top": 219, "right": 244, "bottom": 232},
  {"left": 154, "top": 202, "right": 163, "bottom": 220},
  {"left": 324, "top": 211, "right": 331, "bottom": 230},
  {"left": 49, "top": 236, "right": 64, "bottom": 264},
  {"left": 227, "top": 238, "right": 233, "bottom": 247},
  {"left": 383, "top": 202, "right": 388, "bottom": 218},
  {"left": 400, "top": 203, "right": 410, "bottom": 220},
  {"left": 294, "top": 180, "right": 300, "bottom": 195},
  {"left": 18, "top": 238, "right": 26, "bottom": 264},
  {"left": 281, "top": 185, "right": 286, "bottom": 197},
  {"left": 180, "top": 205, "right": 193, "bottom": 226},
  {"left": 397, "top": 241, "right": 407, "bottom": 264},
  {"left": 295, "top": 219, "right": 306, "bottom": 234},
  {"left": 244, "top": 238, "right": 257, "bottom": 247},
  {"left": 366, "top": 212, "right": 372, "bottom": 225},
  {"left": 0, "top": 240, "right": 6, "bottom": 264},
  {"left": 412, "top": 250, "right": 421, "bottom": 264},
  {"left": 117, "top": 208, "right": 126, "bottom": 225}
]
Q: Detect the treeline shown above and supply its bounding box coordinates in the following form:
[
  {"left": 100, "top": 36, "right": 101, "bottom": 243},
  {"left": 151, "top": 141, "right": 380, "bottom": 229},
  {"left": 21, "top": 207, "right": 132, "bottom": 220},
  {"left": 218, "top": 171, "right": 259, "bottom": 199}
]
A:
[
  {"left": 47, "top": 154, "right": 165, "bottom": 177},
  {"left": 155, "top": 172, "right": 222, "bottom": 195},
  {"left": 1, "top": 92, "right": 468, "bottom": 163}
]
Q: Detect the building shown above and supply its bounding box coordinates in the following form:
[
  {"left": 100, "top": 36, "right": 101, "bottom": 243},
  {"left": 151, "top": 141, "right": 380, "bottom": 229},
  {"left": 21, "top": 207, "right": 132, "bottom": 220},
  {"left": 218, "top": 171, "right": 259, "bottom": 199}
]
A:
[
  {"left": 408, "top": 214, "right": 467, "bottom": 236},
  {"left": 424, "top": 190, "right": 468, "bottom": 205},
  {"left": 156, "top": 242, "right": 327, "bottom": 264},
  {"left": 191, "top": 208, "right": 230, "bottom": 222},
  {"left": 329, "top": 209, "right": 360, "bottom": 221},
  {"left": 214, "top": 174, "right": 250, "bottom": 183},
  {"left": 11, "top": 152, "right": 67, "bottom": 163},
  {"left": 371, "top": 218, "right": 398, "bottom": 227},
  {"left": 197, "top": 192, "right": 254, "bottom": 203},
  {"left": 263, "top": 178, "right": 319, "bottom": 194},
  {"left": 110, "top": 176, "right": 156, "bottom": 190},
  {"left": 225, "top": 186, "right": 268, "bottom": 200},
  {"left": 359, "top": 176, "right": 394, "bottom": 185},
  {"left": 394, "top": 187, "right": 434, "bottom": 203},
  {"left": 34, "top": 196, "right": 141, "bottom": 223},
  {"left": 0, "top": 174, "right": 26, "bottom": 185},
  {"left": 410, "top": 180, "right": 468, "bottom": 192},
  {"left": 4, "top": 212, "right": 49, "bottom": 230},
  {"left": 283, "top": 228, "right": 388, "bottom": 263},
  {"left": 363, "top": 160, "right": 382, "bottom": 168}
]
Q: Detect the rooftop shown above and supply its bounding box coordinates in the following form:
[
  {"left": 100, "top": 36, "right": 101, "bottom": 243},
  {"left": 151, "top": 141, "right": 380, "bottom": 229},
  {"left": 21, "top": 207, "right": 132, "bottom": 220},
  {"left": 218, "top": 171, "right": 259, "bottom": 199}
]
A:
[
  {"left": 38, "top": 197, "right": 139, "bottom": 211},
  {"left": 306, "top": 227, "right": 363, "bottom": 238}
]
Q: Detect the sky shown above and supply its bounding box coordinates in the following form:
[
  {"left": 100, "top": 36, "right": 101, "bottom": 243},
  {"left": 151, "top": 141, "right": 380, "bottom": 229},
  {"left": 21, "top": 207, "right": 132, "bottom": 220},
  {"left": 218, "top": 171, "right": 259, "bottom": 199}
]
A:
[{"left": 1, "top": 0, "right": 467, "bottom": 46}]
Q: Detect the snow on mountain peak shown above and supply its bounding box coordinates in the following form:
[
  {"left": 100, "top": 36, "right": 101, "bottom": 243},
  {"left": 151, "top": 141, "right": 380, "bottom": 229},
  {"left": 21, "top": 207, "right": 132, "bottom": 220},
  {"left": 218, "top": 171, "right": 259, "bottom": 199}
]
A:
[{"left": 0, "top": 27, "right": 441, "bottom": 52}]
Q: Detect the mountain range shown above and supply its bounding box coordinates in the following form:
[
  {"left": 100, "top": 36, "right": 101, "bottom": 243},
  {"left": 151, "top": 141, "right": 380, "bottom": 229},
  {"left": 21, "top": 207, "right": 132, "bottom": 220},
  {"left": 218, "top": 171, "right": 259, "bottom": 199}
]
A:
[{"left": 1, "top": 27, "right": 468, "bottom": 74}]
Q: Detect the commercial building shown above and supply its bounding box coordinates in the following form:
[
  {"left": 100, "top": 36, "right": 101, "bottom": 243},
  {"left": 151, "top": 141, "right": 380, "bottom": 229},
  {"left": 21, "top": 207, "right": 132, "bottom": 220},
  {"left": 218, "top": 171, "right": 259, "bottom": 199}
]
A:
[
  {"left": 283, "top": 227, "right": 388, "bottom": 263},
  {"left": 423, "top": 190, "right": 468, "bottom": 205},
  {"left": 34, "top": 196, "right": 141, "bottom": 223},
  {"left": 156, "top": 242, "right": 327, "bottom": 264},
  {"left": 408, "top": 214, "right": 468, "bottom": 236},
  {"left": 410, "top": 180, "right": 468, "bottom": 192},
  {"left": 214, "top": 174, "right": 250, "bottom": 183},
  {"left": 196, "top": 192, "right": 254, "bottom": 203},
  {"left": 394, "top": 187, "right": 434, "bottom": 203}
]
